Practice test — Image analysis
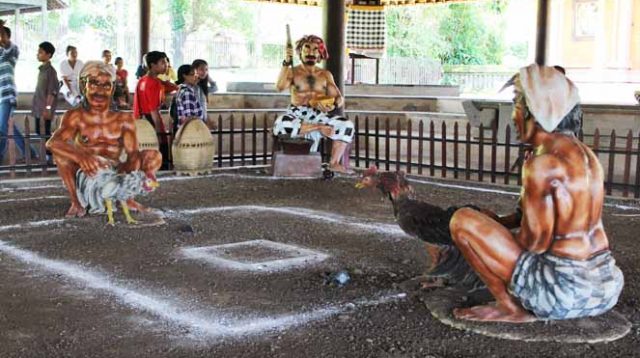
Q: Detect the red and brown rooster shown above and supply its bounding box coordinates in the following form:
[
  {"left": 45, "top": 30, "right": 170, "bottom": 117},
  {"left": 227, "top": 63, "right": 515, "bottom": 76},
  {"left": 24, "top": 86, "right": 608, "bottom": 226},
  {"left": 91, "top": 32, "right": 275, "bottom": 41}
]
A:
[{"left": 356, "top": 166, "right": 483, "bottom": 292}]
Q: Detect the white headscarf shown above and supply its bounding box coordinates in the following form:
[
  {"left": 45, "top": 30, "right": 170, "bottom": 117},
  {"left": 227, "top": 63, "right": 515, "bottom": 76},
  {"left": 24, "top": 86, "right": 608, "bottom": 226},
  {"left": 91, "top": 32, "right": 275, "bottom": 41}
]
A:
[{"left": 517, "top": 64, "right": 580, "bottom": 133}]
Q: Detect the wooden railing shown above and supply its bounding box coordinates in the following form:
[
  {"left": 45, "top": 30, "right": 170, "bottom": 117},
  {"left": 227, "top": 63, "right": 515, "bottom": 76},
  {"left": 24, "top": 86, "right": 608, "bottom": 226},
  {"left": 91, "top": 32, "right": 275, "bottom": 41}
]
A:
[{"left": 3, "top": 111, "right": 640, "bottom": 199}]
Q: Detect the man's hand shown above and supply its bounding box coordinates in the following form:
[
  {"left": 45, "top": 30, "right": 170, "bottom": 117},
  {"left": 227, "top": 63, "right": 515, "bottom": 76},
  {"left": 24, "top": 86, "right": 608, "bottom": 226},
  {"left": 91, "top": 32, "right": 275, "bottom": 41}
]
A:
[
  {"left": 78, "top": 155, "right": 109, "bottom": 177},
  {"left": 284, "top": 46, "right": 293, "bottom": 64},
  {"left": 41, "top": 109, "right": 53, "bottom": 121},
  {"left": 319, "top": 125, "right": 333, "bottom": 137},
  {"left": 316, "top": 102, "right": 335, "bottom": 113}
]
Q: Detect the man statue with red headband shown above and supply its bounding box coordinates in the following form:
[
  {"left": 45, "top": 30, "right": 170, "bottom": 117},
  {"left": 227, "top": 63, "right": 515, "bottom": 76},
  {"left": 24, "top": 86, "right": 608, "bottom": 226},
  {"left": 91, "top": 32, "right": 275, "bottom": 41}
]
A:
[
  {"left": 46, "top": 61, "right": 161, "bottom": 218},
  {"left": 273, "top": 35, "right": 354, "bottom": 173}
]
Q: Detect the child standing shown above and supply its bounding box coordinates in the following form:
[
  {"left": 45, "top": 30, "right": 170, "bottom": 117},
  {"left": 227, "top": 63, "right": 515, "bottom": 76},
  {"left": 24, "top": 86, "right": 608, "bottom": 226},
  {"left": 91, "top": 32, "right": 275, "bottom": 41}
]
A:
[{"left": 32, "top": 41, "right": 58, "bottom": 140}]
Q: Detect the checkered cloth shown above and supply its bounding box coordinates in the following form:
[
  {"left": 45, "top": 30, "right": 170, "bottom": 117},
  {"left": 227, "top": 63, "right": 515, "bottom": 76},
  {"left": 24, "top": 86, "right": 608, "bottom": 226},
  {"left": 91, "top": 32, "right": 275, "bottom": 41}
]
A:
[
  {"left": 510, "top": 250, "right": 623, "bottom": 320},
  {"left": 346, "top": 5, "right": 386, "bottom": 58}
]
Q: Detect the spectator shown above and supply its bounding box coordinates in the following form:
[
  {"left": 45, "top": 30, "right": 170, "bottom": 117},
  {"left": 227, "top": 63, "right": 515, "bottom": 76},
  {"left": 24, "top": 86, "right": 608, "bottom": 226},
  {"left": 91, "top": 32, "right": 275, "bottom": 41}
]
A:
[
  {"left": 59, "top": 45, "right": 83, "bottom": 107},
  {"left": 170, "top": 64, "right": 204, "bottom": 133},
  {"left": 102, "top": 49, "right": 115, "bottom": 73},
  {"left": 33, "top": 41, "right": 58, "bottom": 147},
  {"left": 191, "top": 59, "right": 218, "bottom": 127},
  {"left": 114, "top": 57, "right": 130, "bottom": 109},
  {"left": 135, "top": 56, "right": 147, "bottom": 80},
  {"left": 158, "top": 58, "right": 177, "bottom": 83},
  {"left": 133, "top": 51, "right": 169, "bottom": 168},
  {"left": 0, "top": 20, "right": 36, "bottom": 162}
]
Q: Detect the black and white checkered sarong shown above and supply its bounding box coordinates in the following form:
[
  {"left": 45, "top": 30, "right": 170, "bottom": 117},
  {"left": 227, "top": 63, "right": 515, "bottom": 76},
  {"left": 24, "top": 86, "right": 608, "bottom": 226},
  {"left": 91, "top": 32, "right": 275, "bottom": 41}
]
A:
[{"left": 509, "top": 250, "right": 623, "bottom": 320}]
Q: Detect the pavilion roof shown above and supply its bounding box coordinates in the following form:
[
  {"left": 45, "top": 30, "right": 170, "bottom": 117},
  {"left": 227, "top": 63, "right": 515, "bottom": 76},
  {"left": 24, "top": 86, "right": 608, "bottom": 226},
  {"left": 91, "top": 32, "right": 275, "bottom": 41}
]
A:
[
  {"left": 248, "top": 0, "right": 474, "bottom": 6},
  {"left": 0, "top": 0, "right": 68, "bottom": 16}
]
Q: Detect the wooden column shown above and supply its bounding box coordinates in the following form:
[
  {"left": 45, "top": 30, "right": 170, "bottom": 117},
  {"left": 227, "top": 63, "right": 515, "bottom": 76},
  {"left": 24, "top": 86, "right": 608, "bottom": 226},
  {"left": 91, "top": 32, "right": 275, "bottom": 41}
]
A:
[
  {"left": 535, "top": 0, "right": 549, "bottom": 65},
  {"left": 323, "top": 0, "right": 346, "bottom": 112},
  {"left": 140, "top": 0, "right": 151, "bottom": 60}
]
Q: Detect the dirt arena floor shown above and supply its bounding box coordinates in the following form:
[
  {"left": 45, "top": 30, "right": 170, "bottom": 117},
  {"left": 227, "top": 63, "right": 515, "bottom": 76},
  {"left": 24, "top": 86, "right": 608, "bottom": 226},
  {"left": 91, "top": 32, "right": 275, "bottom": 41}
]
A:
[{"left": 0, "top": 170, "right": 638, "bottom": 357}]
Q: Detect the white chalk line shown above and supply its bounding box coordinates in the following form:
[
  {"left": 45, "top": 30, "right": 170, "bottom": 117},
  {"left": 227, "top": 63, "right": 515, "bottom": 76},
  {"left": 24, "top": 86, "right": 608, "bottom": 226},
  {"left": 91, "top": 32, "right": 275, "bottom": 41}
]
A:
[
  {"left": 0, "top": 239, "right": 405, "bottom": 340},
  {"left": 0, "top": 195, "right": 67, "bottom": 203},
  {"left": 0, "top": 219, "right": 66, "bottom": 233},
  {"left": 167, "top": 205, "right": 411, "bottom": 240},
  {"left": 407, "top": 177, "right": 640, "bottom": 211},
  {"left": 181, "top": 239, "right": 331, "bottom": 272}
]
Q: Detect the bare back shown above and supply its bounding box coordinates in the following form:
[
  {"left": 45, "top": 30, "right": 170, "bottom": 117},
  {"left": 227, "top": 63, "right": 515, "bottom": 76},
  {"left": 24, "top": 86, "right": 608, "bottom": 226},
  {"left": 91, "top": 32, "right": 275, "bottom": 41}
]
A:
[{"left": 525, "top": 133, "right": 609, "bottom": 259}]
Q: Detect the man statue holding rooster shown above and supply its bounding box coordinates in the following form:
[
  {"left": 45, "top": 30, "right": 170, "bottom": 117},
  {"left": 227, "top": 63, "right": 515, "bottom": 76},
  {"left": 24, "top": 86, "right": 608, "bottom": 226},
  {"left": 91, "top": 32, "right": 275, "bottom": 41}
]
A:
[
  {"left": 46, "top": 61, "right": 161, "bottom": 219},
  {"left": 449, "top": 64, "right": 624, "bottom": 323}
]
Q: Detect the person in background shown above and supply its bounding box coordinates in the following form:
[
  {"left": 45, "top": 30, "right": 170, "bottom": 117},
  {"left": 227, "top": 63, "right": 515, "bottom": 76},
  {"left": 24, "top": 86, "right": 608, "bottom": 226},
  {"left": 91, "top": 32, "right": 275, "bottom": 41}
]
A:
[
  {"left": 102, "top": 49, "right": 115, "bottom": 73},
  {"left": 170, "top": 64, "right": 204, "bottom": 133},
  {"left": 135, "top": 55, "right": 147, "bottom": 80},
  {"left": 133, "top": 51, "right": 170, "bottom": 169},
  {"left": 0, "top": 20, "right": 36, "bottom": 162},
  {"left": 114, "top": 57, "right": 130, "bottom": 109},
  {"left": 59, "top": 45, "right": 83, "bottom": 107},
  {"left": 158, "top": 58, "right": 177, "bottom": 83},
  {"left": 33, "top": 41, "right": 58, "bottom": 149},
  {"left": 191, "top": 59, "right": 218, "bottom": 128}
]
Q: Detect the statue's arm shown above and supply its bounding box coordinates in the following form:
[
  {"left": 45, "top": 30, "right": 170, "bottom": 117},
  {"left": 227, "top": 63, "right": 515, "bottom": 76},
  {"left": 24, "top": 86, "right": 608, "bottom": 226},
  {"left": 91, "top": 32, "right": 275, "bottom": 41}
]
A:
[
  {"left": 276, "top": 66, "right": 294, "bottom": 92},
  {"left": 46, "top": 111, "right": 81, "bottom": 161},
  {"left": 324, "top": 71, "right": 343, "bottom": 108},
  {"left": 516, "top": 157, "right": 556, "bottom": 253}
]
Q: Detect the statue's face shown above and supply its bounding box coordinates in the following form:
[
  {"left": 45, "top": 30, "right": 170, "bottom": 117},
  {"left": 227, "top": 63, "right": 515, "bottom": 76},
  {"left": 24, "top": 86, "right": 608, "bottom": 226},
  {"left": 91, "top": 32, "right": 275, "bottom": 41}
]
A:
[
  {"left": 84, "top": 73, "right": 114, "bottom": 111},
  {"left": 300, "top": 42, "right": 320, "bottom": 65}
]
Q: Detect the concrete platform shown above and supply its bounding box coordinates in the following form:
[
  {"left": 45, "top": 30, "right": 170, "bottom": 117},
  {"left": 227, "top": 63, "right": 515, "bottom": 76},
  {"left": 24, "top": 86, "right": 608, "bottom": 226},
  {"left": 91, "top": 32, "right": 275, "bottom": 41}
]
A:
[{"left": 271, "top": 152, "right": 322, "bottom": 178}]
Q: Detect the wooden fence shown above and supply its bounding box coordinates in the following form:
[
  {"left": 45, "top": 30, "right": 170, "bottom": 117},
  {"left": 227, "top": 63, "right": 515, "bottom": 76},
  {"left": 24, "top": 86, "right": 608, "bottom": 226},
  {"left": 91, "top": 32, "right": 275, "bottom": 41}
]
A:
[{"left": 2, "top": 112, "right": 640, "bottom": 199}]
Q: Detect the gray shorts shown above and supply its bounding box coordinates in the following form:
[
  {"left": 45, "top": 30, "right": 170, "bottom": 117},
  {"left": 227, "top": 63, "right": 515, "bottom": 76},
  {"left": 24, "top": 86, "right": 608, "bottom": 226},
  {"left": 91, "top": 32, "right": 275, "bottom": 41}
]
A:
[
  {"left": 509, "top": 250, "right": 623, "bottom": 320},
  {"left": 272, "top": 105, "right": 354, "bottom": 152}
]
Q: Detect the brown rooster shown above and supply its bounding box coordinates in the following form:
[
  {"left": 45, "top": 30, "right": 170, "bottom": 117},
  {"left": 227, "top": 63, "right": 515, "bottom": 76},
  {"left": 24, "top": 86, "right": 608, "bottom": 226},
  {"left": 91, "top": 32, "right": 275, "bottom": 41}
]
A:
[{"left": 355, "top": 166, "right": 483, "bottom": 292}]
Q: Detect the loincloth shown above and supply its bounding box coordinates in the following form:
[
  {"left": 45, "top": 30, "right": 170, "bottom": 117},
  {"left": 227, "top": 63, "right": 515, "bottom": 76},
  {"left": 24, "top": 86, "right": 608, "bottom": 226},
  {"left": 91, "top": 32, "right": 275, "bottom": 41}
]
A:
[
  {"left": 509, "top": 250, "right": 624, "bottom": 320},
  {"left": 272, "top": 105, "right": 354, "bottom": 152}
]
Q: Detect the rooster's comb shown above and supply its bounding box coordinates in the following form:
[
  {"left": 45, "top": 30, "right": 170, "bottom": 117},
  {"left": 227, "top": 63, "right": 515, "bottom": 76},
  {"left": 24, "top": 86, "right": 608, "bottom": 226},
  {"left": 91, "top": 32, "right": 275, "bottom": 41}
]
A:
[{"left": 363, "top": 165, "right": 378, "bottom": 177}]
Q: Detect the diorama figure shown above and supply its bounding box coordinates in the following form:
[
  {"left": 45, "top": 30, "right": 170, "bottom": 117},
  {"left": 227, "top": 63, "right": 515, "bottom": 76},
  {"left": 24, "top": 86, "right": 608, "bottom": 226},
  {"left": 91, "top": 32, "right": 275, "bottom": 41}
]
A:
[
  {"left": 449, "top": 64, "right": 624, "bottom": 322},
  {"left": 46, "top": 61, "right": 161, "bottom": 219},
  {"left": 272, "top": 34, "right": 354, "bottom": 173}
]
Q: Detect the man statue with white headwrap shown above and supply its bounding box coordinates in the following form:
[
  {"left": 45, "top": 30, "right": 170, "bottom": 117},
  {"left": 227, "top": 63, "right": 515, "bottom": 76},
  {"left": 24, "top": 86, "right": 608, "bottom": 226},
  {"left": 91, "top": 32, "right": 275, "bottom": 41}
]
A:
[
  {"left": 46, "top": 61, "right": 162, "bottom": 218},
  {"left": 449, "top": 64, "right": 623, "bottom": 323}
]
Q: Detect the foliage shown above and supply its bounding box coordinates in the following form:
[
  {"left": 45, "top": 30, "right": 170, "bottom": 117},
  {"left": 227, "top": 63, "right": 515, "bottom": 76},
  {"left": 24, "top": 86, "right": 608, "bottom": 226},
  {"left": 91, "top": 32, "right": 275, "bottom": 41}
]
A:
[{"left": 386, "top": 1, "right": 509, "bottom": 65}]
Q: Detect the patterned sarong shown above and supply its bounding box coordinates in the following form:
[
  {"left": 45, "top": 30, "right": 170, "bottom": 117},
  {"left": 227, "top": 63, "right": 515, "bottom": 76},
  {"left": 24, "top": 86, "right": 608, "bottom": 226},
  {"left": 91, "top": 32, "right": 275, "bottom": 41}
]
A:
[
  {"left": 509, "top": 250, "right": 623, "bottom": 320},
  {"left": 272, "top": 105, "right": 354, "bottom": 152}
]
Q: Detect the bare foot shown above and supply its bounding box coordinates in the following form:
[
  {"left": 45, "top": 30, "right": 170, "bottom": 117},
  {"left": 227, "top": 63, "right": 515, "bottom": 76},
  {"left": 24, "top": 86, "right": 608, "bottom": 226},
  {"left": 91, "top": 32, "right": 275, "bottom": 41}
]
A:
[
  {"left": 329, "top": 164, "right": 354, "bottom": 174},
  {"left": 126, "top": 199, "right": 151, "bottom": 213},
  {"left": 65, "top": 204, "right": 86, "bottom": 218},
  {"left": 453, "top": 302, "right": 536, "bottom": 323}
]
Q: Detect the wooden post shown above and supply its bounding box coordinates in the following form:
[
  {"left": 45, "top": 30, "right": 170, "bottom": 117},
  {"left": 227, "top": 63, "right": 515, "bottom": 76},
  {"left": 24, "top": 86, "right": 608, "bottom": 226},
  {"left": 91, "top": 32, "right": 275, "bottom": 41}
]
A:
[
  {"left": 535, "top": 0, "right": 549, "bottom": 65},
  {"left": 323, "top": 0, "right": 346, "bottom": 114},
  {"left": 140, "top": 0, "right": 151, "bottom": 60}
]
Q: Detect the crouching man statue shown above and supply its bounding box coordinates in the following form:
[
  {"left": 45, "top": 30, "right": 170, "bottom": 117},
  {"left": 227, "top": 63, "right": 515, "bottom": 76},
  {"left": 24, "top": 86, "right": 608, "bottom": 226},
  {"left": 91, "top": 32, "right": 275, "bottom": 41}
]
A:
[
  {"left": 46, "top": 61, "right": 162, "bottom": 218},
  {"left": 450, "top": 64, "right": 623, "bottom": 322},
  {"left": 272, "top": 34, "right": 354, "bottom": 173}
]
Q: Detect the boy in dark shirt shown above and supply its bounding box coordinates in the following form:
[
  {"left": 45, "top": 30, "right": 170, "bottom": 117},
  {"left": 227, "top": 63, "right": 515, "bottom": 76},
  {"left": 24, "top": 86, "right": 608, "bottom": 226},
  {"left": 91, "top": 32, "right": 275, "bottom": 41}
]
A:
[{"left": 33, "top": 41, "right": 58, "bottom": 140}]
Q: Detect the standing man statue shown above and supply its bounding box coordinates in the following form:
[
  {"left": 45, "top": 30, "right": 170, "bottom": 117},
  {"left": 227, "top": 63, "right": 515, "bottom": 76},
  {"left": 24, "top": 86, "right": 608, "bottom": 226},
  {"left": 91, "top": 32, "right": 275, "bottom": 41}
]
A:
[
  {"left": 46, "top": 61, "right": 161, "bottom": 218},
  {"left": 272, "top": 34, "right": 354, "bottom": 173},
  {"left": 449, "top": 64, "right": 623, "bottom": 322}
]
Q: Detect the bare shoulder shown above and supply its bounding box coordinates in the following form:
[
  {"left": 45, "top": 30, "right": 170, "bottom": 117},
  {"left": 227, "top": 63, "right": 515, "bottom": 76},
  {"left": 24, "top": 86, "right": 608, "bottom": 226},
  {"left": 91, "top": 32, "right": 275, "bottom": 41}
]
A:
[
  {"left": 60, "top": 107, "right": 83, "bottom": 125},
  {"left": 116, "top": 111, "right": 135, "bottom": 128}
]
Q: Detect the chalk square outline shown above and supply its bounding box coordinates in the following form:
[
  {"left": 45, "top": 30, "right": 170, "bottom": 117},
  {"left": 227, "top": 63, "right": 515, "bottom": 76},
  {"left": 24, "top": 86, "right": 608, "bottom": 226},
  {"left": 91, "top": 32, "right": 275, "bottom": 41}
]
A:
[{"left": 182, "top": 239, "right": 330, "bottom": 272}]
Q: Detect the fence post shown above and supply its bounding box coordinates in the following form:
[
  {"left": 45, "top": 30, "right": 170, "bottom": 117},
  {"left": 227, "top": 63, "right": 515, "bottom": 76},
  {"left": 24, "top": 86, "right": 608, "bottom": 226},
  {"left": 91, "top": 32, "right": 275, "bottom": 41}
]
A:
[
  {"left": 384, "top": 118, "right": 390, "bottom": 171},
  {"left": 240, "top": 114, "right": 246, "bottom": 166},
  {"left": 418, "top": 120, "right": 424, "bottom": 175},
  {"left": 217, "top": 115, "right": 223, "bottom": 167},
  {"left": 478, "top": 123, "right": 484, "bottom": 182},
  {"left": 406, "top": 120, "right": 412, "bottom": 174},
  {"left": 364, "top": 116, "right": 370, "bottom": 168},
  {"left": 395, "top": 118, "right": 401, "bottom": 172},
  {"left": 441, "top": 121, "right": 447, "bottom": 178},
  {"left": 24, "top": 116, "right": 32, "bottom": 174},
  {"left": 453, "top": 122, "right": 459, "bottom": 179},
  {"left": 429, "top": 120, "right": 435, "bottom": 177},
  {"left": 606, "top": 130, "right": 616, "bottom": 196},
  {"left": 465, "top": 122, "right": 471, "bottom": 180},
  {"left": 354, "top": 116, "right": 360, "bottom": 168},
  {"left": 504, "top": 125, "right": 511, "bottom": 185},
  {"left": 623, "top": 130, "right": 632, "bottom": 198},
  {"left": 252, "top": 115, "right": 257, "bottom": 166},
  {"left": 374, "top": 117, "right": 380, "bottom": 168}
]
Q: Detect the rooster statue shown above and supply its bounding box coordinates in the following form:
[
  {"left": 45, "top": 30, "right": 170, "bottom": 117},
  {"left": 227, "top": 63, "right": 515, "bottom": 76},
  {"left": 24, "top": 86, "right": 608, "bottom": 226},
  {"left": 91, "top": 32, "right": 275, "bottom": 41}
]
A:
[
  {"left": 76, "top": 167, "right": 159, "bottom": 225},
  {"left": 355, "top": 166, "right": 484, "bottom": 292}
]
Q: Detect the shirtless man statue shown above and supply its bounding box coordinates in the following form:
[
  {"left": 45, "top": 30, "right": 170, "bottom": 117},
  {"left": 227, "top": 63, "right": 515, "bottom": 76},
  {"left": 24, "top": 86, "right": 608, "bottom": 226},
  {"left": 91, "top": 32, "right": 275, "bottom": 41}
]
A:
[
  {"left": 273, "top": 34, "right": 354, "bottom": 173},
  {"left": 449, "top": 64, "right": 623, "bottom": 322},
  {"left": 46, "top": 61, "right": 162, "bottom": 217}
]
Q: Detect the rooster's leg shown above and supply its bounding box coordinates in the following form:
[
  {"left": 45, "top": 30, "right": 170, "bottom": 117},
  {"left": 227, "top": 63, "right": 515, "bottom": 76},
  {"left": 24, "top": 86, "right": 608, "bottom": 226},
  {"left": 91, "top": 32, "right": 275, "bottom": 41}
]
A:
[
  {"left": 121, "top": 201, "right": 138, "bottom": 224},
  {"left": 106, "top": 200, "right": 115, "bottom": 226},
  {"left": 426, "top": 244, "right": 443, "bottom": 272}
]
